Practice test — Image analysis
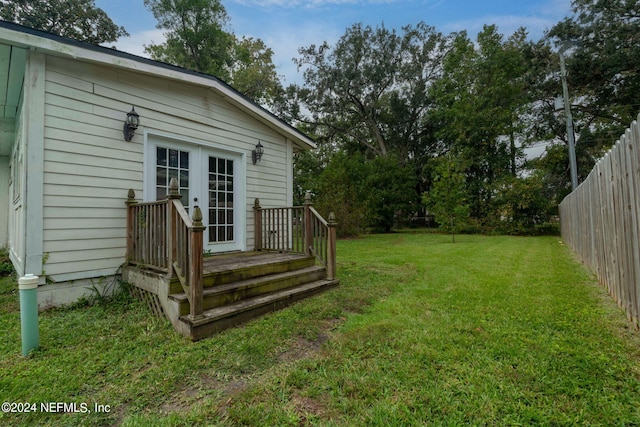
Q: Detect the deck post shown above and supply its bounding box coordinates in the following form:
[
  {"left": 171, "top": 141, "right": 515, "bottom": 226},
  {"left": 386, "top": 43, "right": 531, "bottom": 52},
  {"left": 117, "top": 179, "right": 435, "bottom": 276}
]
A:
[
  {"left": 327, "top": 212, "right": 338, "bottom": 280},
  {"left": 189, "top": 206, "right": 206, "bottom": 320},
  {"left": 167, "top": 178, "right": 181, "bottom": 273},
  {"left": 304, "top": 192, "right": 313, "bottom": 257},
  {"left": 254, "top": 198, "right": 262, "bottom": 251},
  {"left": 125, "top": 189, "right": 137, "bottom": 262}
]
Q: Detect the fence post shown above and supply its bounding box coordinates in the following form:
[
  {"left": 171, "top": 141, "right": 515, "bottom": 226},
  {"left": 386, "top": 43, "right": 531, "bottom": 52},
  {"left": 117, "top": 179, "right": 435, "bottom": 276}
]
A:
[
  {"left": 254, "top": 198, "right": 262, "bottom": 251},
  {"left": 304, "top": 192, "right": 313, "bottom": 257},
  {"left": 189, "top": 206, "right": 206, "bottom": 320},
  {"left": 327, "top": 212, "right": 338, "bottom": 280},
  {"left": 125, "top": 189, "right": 137, "bottom": 262}
]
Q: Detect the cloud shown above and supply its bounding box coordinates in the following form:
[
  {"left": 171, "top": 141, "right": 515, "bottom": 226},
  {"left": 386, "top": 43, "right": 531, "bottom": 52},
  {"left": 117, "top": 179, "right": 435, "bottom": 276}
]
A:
[
  {"left": 111, "top": 29, "right": 167, "bottom": 58},
  {"left": 441, "top": 0, "right": 572, "bottom": 40},
  {"left": 246, "top": 22, "right": 343, "bottom": 85}
]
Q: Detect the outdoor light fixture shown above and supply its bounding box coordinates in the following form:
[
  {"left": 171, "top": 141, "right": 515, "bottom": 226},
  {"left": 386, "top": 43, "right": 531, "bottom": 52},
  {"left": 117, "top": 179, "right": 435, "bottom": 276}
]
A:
[
  {"left": 252, "top": 141, "right": 264, "bottom": 165},
  {"left": 123, "top": 106, "right": 140, "bottom": 142}
]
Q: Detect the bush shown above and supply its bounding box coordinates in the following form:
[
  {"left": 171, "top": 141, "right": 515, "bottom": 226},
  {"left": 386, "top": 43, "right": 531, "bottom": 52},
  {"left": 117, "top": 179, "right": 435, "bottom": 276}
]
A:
[
  {"left": 0, "top": 248, "right": 14, "bottom": 277},
  {"left": 533, "top": 222, "right": 561, "bottom": 236},
  {"left": 313, "top": 153, "right": 419, "bottom": 236}
]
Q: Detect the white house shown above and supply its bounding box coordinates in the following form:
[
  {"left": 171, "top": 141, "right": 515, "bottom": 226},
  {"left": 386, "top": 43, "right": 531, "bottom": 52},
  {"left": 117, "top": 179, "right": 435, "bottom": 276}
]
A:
[{"left": 0, "top": 21, "right": 325, "bottom": 311}]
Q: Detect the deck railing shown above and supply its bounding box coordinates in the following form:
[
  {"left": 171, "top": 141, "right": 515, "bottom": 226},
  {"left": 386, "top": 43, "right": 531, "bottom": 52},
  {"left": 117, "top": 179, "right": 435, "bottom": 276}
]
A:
[
  {"left": 254, "top": 193, "right": 337, "bottom": 280},
  {"left": 126, "top": 179, "right": 205, "bottom": 319},
  {"left": 126, "top": 194, "right": 169, "bottom": 273}
]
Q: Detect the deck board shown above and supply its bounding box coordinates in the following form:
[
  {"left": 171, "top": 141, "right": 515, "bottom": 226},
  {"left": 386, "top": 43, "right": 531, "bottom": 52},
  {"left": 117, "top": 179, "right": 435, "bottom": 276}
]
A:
[{"left": 202, "top": 251, "right": 309, "bottom": 274}]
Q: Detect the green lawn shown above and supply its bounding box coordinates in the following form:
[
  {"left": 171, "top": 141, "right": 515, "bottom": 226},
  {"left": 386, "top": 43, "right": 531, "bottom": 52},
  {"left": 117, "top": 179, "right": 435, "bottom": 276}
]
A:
[{"left": 1, "top": 234, "right": 640, "bottom": 426}]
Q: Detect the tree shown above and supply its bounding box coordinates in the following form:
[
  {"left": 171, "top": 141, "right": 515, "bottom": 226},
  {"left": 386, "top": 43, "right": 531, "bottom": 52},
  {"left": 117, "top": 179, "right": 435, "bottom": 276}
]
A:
[
  {"left": 290, "top": 22, "right": 453, "bottom": 233},
  {"left": 423, "top": 154, "right": 470, "bottom": 242},
  {"left": 547, "top": 0, "right": 640, "bottom": 136},
  {"left": 0, "top": 0, "right": 128, "bottom": 44},
  {"left": 364, "top": 155, "right": 418, "bottom": 232},
  {"left": 293, "top": 22, "right": 451, "bottom": 159},
  {"left": 144, "top": 0, "right": 283, "bottom": 105},
  {"left": 429, "top": 26, "right": 539, "bottom": 229},
  {"left": 144, "top": 0, "right": 234, "bottom": 79},
  {"left": 229, "top": 36, "right": 283, "bottom": 105},
  {"left": 314, "top": 152, "right": 370, "bottom": 237},
  {"left": 493, "top": 174, "right": 551, "bottom": 234}
]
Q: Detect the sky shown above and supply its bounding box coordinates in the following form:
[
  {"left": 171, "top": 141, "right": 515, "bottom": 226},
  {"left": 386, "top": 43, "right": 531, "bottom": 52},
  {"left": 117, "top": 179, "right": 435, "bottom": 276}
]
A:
[{"left": 94, "top": 0, "right": 574, "bottom": 86}]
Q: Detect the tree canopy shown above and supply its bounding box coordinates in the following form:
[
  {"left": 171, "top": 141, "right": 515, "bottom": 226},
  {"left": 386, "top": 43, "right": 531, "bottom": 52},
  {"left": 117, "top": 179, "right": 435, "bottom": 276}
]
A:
[
  {"left": 0, "top": 0, "right": 128, "bottom": 44},
  {"left": 291, "top": 1, "right": 640, "bottom": 235},
  {"left": 143, "top": 0, "right": 283, "bottom": 106},
  {"left": 548, "top": 0, "right": 640, "bottom": 132},
  {"left": 547, "top": 0, "right": 640, "bottom": 179},
  {"left": 293, "top": 22, "right": 450, "bottom": 160},
  {"left": 143, "top": 0, "right": 233, "bottom": 78}
]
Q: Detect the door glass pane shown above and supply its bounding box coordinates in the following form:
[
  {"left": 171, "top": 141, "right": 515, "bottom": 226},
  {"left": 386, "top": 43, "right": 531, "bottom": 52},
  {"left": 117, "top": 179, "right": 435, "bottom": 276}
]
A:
[
  {"left": 155, "top": 146, "right": 190, "bottom": 207},
  {"left": 208, "top": 155, "right": 234, "bottom": 243},
  {"left": 169, "top": 149, "right": 179, "bottom": 167},
  {"left": 156, "top": 186, "right": 166, "bottom": 199},
  {"left": 180, "top": 151, "right": 189, "bottom": 169},
  {"left": 156, "top": 167, "right": 166, "bottom": 186},
  {"left": 157, "top": 147, "right": 167, "bottom": 166},
  {"left": 180, "top": 189, "right": 189, "bottom": 206}
]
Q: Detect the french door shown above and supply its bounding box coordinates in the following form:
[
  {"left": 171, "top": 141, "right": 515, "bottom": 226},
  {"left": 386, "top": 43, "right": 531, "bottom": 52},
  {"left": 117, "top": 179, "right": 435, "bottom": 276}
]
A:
[
  {"left": 205, "top": 155, "right": 237, "bottom": 249},
  {"left": 147, "top": 136, "right": 245, "bottom": 253}
]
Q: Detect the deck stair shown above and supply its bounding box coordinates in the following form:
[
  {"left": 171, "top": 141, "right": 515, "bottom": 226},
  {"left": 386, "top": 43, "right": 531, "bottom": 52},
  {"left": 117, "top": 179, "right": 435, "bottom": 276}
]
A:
[
  {"left": 123, "top": 252, "right": 338, "bottom": 340},
  {"left": 170, "top": 253, "right": 338, "bottom": 340}
]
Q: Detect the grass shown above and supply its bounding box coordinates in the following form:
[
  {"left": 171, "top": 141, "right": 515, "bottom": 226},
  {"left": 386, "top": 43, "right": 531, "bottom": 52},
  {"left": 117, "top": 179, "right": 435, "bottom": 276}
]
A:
[{"left": 1, "top": 234, "right": 640, "bottom": 426}]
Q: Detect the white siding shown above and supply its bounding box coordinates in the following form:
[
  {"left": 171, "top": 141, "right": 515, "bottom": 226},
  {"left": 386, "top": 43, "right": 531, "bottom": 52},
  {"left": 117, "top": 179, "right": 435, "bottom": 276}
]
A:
[
  {"left": 8, "top": 105, "right": 25, "bottom": 275},
  {"left": 0, "top": 156, "right": 8, "bottom": 247},
  {"left": 42, "top": 56, "right": 291, "bottom": 282}
]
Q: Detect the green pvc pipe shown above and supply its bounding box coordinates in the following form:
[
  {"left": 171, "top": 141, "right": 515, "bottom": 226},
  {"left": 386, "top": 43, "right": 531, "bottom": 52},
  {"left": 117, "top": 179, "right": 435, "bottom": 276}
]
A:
[{"left": 18, "top": 274, "right": 40, "bottom": 356}]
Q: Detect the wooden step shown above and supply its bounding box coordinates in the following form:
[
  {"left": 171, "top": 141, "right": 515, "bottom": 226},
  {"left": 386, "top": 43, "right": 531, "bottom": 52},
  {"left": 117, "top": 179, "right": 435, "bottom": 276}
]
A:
[
  {"left": 202, "top": 253, "right": 316, "bottom": 287},
  {"left": 180, "top": 279, "right": 339, "bottom": 341},
  {"left": 169, "top": 266, "right": 327, "bottom": 315}
]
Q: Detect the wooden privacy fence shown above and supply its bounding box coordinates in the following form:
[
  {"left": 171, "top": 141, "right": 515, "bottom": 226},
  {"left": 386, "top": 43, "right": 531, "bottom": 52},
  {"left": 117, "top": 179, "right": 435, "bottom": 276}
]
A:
[{"left": 559, "top": 114, "right": 640, "bottom": 327}]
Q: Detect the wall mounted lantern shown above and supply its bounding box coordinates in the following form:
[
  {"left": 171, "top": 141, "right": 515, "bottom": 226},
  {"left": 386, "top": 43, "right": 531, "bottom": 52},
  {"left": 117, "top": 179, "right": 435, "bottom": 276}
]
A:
[
  {"left": 252, "top": 141, "right": 264, "bottom": 165},
  {"left": 123, "top": 106, "right": 140, "bottom": 142}
]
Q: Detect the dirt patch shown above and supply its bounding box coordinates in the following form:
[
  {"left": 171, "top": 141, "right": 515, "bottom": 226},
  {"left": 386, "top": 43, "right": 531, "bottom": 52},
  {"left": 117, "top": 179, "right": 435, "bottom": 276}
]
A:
[
  {"left": 159, "top": 381, "right": 205, "bottom": 414},
  {"left": 159, "top": 373, "right": 248, "bottom": 415},
  {"left": 278, "top": 317, "right": 345, "bottom": 363},
  {"left": 157, "top": 317, "right": 346, "bottom": 419},
  {"left": 279, "top": 334, "right": 329, "bottom": 363},
  {"left": 289, "top": 392, "right": 330, "bottom": 422}
]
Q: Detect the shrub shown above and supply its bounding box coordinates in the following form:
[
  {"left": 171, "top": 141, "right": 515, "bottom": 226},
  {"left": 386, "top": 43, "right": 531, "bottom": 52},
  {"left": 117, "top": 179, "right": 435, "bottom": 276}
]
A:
[{"left": 0, "top": 248, "right": 14, "bottom": 277}]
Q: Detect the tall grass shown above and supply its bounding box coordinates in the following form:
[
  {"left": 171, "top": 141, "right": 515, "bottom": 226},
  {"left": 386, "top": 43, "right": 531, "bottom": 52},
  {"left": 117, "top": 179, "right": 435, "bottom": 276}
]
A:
[{"left": 1, "top": 234, "right": 639, "bottom": 426}]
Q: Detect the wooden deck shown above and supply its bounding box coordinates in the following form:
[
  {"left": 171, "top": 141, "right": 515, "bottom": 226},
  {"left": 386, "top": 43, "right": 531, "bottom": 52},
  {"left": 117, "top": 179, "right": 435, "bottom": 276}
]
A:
[
  {"left": 123, "top": 250, "right": 338, "bottom": 340},
  {"left": 124, "top": 185, "right": 338, "bottom": 340}
]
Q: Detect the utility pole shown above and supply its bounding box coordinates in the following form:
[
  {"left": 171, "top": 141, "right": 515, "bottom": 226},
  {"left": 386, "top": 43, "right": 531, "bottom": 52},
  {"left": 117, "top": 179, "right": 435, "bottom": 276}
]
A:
[{"left": 558, "top": 49, "right": 578, "bottom": 191}]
